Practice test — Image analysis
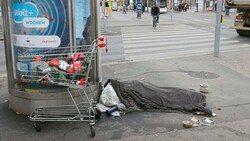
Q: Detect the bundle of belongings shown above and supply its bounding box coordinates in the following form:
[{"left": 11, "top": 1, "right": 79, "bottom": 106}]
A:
[
  {"left": 17, "top": 54, "right": 89, "bottom": 85},
  {"left": 98, "top": 79, "right": 212, "bottom": 117}
]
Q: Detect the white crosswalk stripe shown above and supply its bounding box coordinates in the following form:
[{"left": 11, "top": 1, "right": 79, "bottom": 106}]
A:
[{"left": 121, "top": 24, "right": 250, "bottom": 61}]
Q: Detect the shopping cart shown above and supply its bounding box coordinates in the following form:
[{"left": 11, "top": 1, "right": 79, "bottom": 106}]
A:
[{"left": 17, "top": 37, "right": 107, "bottom": 137}]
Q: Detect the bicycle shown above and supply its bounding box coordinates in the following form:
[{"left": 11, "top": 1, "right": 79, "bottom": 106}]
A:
[{"left": 153, "top": 15, "right": 157, "bottom": 28}]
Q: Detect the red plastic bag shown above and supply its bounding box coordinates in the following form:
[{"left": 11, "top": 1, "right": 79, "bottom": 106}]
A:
[
  {"left": 67, "top": 67, "right": 75, "bottom": 74},
  {"left": 67, "top": 61, "right": 83, "bottom": 74},
  {"left": 73, "top": 61, "right": 83, "bottom": 72},
  {"left": 49, "top": 58, "right": 60, "bottom": 67},
  {"left": 34, "top": 56, "right": 42, "bottom": 62},
  {"left": 72, "top": 54, "right": 87, "bottom": 62},
  {"left": 77, "top": 78, "right": 86, "bottom": 85}
]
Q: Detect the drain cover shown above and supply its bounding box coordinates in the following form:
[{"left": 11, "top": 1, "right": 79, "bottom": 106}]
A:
[{"left": 187, "top": 71, "right": 219, "bottom": 79}]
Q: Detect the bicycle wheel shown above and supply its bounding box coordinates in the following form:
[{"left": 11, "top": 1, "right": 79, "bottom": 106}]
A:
[
  {"left": 153, "top": 16, "right": 156, "bottom": 28},
  {"left": 153, "top": 17, "right": 157, "bottom": 28},
  {"left": 155, "top": 19, "right": 157, "bottom": 28}
]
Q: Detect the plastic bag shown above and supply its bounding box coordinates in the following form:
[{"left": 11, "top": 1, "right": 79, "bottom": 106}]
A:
[
  {"left": 49, "top": 58, "right": 60, "bottom": 67},
  {"left": 99, "top": 83, "right": 120, "bottom": 107}
]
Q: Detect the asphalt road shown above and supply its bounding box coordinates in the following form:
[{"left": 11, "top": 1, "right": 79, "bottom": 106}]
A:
[{"left": 100, "top": 9, "right": 250, "bottom": 64}]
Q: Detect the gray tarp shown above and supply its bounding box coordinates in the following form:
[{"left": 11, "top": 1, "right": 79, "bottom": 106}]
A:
[{"left": 104, "top": 79, "right": 212, "bottom": 116}]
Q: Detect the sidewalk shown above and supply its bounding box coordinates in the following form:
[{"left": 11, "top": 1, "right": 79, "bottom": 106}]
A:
[
  {"left": 1, "top": 11, "right": 250, "bottom": 141},
  {"left": 100, "top": 11, "right": 250, "bottom": 141},
  {"left": 1, "top": 48, "right": 250, "bottom": 141}
]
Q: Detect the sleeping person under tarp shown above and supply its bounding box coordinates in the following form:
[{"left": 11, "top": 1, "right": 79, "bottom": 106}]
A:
[{"left": 103, "top": 79, "right": 213, "bottom": 117}]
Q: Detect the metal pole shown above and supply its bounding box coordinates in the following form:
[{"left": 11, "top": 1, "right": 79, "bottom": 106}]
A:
[
  {"left": 214, "top": 0, "right": 222, "bottom": 57},
  {"left": 1, "top": 0, "right": 15, "bottom": 91},
  {"left": 203, "top": 0, "right": 205, "bottom": 12},
  {"left": 72, "top": 0, "right": 76, "bottom": 47},
  {"left": 147, "top": 0, "right": 149, "bottom": 12},
  {"left": 68, "top": 0, "right": 75, "bottom": 53},
  {"left": 96, "top": 0, "right": 103, "bottom": 88},
  {"left": 171, "top": 0, "right": 173, "bottom": 22},
  {"left": 104, "top": 17, "right": 107, "bottom": 33},
  {"left": 168, "top": 0, "right": 171, "bottom": 10},
  {"left": 103, "top": 0, "right": 107, "bottom": 33}
]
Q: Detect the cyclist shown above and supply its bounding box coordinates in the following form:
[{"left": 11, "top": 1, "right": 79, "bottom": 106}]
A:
[{"left": 151, "top": 3, "right": 160, "bottom": 23}]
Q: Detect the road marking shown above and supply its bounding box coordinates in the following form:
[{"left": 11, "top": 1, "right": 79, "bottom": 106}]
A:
[
  {"left": 124, "top": 36, "right": 231, "bottom": 49},
  {"left": 126, "top": 45, "right": 250, "bottom": 61},
  {"left": 122, "top": 31, "right": 213, "bottom": 41},
  {"left": 125, "top": 40, "right": 244, "bottom": 54},
  {"left": 123, "top": 33, "right": 216, "bottom": 44},
  {"left": 121, "top": 24, "right": 250, "bottom": 61}
]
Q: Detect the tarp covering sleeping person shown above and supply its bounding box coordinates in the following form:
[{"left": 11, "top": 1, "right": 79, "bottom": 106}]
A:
[{"left": 104, "top": 79, "right": 212, "bottom": 116}]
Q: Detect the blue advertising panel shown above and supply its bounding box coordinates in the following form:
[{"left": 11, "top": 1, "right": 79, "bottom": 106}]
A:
[
  {"left": 10, "top": 0, "right": 70, "bottom": 48},
  {"left": 11, "top": 0, "right": 94, "bottom": 85},
  {"left": 10, "top": 0, "right": 70, "bottom": 85},
  {"left": 136, "top": 1, "right": 143, "bottom": 11}
]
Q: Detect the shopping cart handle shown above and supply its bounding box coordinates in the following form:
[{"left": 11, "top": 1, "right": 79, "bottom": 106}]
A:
[
  {"left": 97, "top": 42, "right": 106, "bottom": 48},
  {"left": 97, "top": 36, "right": 108, "bottom": 53},
  {"left": 98, "top": 36, "right": 106, "bottom": 42}
]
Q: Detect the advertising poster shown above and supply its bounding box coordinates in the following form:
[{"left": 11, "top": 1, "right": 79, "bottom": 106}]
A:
[
  {"left": 10, "top": 0, "right": 70, "bottom": 84},
  {"left": 11, "top": 0, "right": 95, "bottom": 84},
  {"left": 74, "top": 0, "right": 92, "bottom": 45},
  {"left": 11, "top": 0, "right": 70, "bottom": 48},
  {"left": 136, "top": 1, "right": 142, "bottom": 11}
]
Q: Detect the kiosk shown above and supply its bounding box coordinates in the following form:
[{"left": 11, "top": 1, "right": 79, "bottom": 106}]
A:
[{"left": 1, "top": 0, "right": 102, "bottom": 115}]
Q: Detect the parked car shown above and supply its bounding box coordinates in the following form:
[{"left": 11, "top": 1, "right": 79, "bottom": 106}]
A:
[{"left": 160, "top": 5, "right": 167, "bottom": 14}]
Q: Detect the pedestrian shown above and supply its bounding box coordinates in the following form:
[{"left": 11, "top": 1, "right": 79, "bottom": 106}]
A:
[
  {"left": 142, "top": 4, "right": 145, "bottom": 14},
  {"left": 122, "top": 3, "right": 126, "bottom": 14},
  {"left": 184, "top": 3, "right": 187, "bottom": 12},
  {"left": 225, "top": 0, "right": 233, "bottom": 16},
  {"left": 205, "top": 1, "right": 210, "bottom": 11},
  {"left": 214, "top": 2, "right": 217, "bottom": 11},
  {"left": 178, "top": 3, "right": 182, "bottom": 11},
  {"left": 195, "top": 0, "right": 198, "bottom": 12}
]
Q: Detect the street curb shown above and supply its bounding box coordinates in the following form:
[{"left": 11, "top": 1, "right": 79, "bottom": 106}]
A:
[
  {"left": 101, "top": 23, "right": 176, "bottom": 29},
  {"left": 101, "top": 31, "right": 118, "bottom": 35}
]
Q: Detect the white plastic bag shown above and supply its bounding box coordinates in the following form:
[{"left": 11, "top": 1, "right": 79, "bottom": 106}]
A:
[{"left": 99, "top": 83, "right": 120, "bottom": 107}]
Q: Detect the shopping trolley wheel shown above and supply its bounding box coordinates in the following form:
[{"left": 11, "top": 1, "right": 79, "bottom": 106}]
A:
[
  {"left": 33, "top": 121, "right": 41, "bottom": 132},
  {"left": 90, "top": 125, "right": 95, "bottom": 137},
  {"left": 95, "top": 109, "right": 102, "bottom": 119}
]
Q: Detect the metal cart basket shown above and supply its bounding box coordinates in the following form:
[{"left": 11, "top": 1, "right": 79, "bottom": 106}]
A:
[{"left": 17, "top": 39, "right": 106, "bottom": 137}]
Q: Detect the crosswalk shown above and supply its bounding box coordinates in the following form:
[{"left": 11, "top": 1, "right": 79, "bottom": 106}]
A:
[
  {"left": 170, "top": 11, "right": 236, "bottom": 30},
  {"left": 121, "top": 24, "right": 250, "bottom": 61}
]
